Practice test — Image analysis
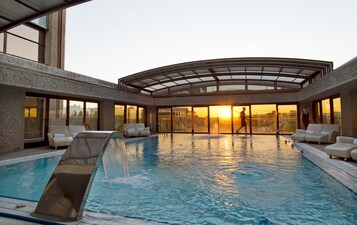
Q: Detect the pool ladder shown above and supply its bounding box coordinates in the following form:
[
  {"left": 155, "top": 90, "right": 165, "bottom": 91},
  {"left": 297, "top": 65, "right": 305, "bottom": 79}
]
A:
[{"left": 155, "top": 122, "right": 169, "bottom": 136}]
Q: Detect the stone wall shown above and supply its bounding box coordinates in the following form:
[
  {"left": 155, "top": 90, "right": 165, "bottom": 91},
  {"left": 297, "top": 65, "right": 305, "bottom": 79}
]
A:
[{"left": 0, "top": 86, "right": 25, "bottom": 152}]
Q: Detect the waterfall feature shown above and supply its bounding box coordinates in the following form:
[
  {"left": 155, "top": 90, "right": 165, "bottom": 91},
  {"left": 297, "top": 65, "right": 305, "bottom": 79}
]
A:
[
  {"left": 102, "top": 137, "right": 129, "bottom": 180},
  {"left": 32, "top": 131, "right": 128, "bottom": 222}
]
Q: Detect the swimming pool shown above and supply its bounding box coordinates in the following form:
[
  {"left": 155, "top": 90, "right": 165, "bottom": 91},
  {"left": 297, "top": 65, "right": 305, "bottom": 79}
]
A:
[{"left": 1, "top": 134, "right": 356, "bottom": 224}]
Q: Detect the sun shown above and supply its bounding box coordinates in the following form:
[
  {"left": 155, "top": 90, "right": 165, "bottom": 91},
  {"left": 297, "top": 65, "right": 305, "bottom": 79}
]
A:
[{"left": 220, "top": 107, "right": 231, "bottom": 118}]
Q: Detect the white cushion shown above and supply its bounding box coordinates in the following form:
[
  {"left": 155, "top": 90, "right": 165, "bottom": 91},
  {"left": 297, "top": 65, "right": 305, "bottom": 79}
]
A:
[
  {"left": 306, "top": 130, "right": 314, "bottom": 134},
  {"left": 72, "top": 132, "right": 79, "bottom": 137},
  {"left": 54, "top": 133, "right": 65, "bottom": 137},
  {"left": 137, "top": 127, "right": 144, "bottom": 131},
  {"left": 127, "top": 128, "right": 135, "bottom": 132},
  {"left": 353, "top": 139, "right": 357, "bottom": 145},
  {"left": 320, "top": 131, "right": 329, "bottom": 135}
]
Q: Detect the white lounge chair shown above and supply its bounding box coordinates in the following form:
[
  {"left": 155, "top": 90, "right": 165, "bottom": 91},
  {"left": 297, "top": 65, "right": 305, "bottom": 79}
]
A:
[{"left": 324, "top": 136, "right": 357, "bottom": 160}]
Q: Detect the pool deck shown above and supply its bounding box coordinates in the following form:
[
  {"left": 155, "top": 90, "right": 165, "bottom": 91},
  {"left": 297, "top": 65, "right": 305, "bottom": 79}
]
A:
[{"left": 0, "top": 135, "right": 356, "bottom": 224}]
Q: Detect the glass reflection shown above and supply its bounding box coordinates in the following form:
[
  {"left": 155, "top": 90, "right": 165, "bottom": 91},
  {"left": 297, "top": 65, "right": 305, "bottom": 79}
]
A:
[
  {"left": 209, "top": 106, "right": 232, "bottom": 133},
  {"left": 173, "top": 106, "right": 192, "bottom": 132},
  {"left": 193, "top": 107, "right": 208, "bottom": 133},
  {"left": 251, "top": 105, "right": 277, "bottom": 134},
  {"left": 278, "top": 105, "right": 297, "bottom": 134}
]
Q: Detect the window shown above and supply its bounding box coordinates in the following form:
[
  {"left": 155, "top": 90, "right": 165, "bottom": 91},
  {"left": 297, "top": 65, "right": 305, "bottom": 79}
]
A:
[
  {"left": 49, "top": 99, "right": 67, "bottom": 126},
  {"left": 209, "top": 106, "right": 232, "bottom": 133},
  {"left": 115, "top": 105, "right": 125, "bottom": 132},
  {"left": 126, "top": 105, "right": 138, "bottom": 124},
  {"left": 69, "top": 101, "right": 84, "bottom": 125},
  {"left": 173, "top": 107, "right": 192, "bottom": 132},
  {"left": 333, "top": 97, "right": 341, "bottom": 126},
  {"left": 24, "top": 97, "right": 45, "bottom": 141},
  {"left": 158, "top": 108, "right": 171, "bottom": 132},
  {"left": 321, "top": 99, "right": 331, "bottom": 124},
  {"left": 278, "top": 105, "right": 297, "bottom": 134},
  {"left": 193, "top": 107, "right": 208, "bottom": 133},
  {"left": 138, "top": 107, "right": 145, "bottom": 123},
  {"left": 313, "top": 96, "right": 341, "bottom": 126},
  {"left": 251, "top": 105, "right": 277, "bottom": 134},
  {"left": 233, "top": 106, "right": 250, "bottom": 134},
  {"left": 2, "top": 25, "right": 45, "bottom": 62},
  {"left": 85, "top": 102, "right": 98, "bottom": 130}
]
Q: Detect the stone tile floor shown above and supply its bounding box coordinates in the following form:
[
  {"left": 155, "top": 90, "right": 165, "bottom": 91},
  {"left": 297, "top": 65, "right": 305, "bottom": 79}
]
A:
[{"left": 0, "top": 136, "right": 356, "bottom": 224}]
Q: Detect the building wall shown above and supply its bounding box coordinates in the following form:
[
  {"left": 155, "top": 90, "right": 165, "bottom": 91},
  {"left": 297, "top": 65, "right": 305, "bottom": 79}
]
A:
[
  {"left": 45, "top": 10, "right": 66, "bottom": 69},
  {"left": 1, "top": 53, "right": 356, "bottom": 152},
  {"left": 0, "top": 86, "right": 25, "bottom": 152}
]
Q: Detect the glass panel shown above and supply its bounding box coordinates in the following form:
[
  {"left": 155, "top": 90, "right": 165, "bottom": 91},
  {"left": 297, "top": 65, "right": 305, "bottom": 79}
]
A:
[
  {"left": 49, "top": 99, "right": 67, "bottom": 126},
  {"left": 6, "top": 33, "right": 39, "bottom": 61},
  {"left": 173, "top": 107, "right": 192, "bottom": 132},
  {"left": 322, "top": 99, "right": 331, "bottom": 124},
  {"left": 233, "top": 106, "right": 250, "bottom": 134},
  {"left": 314, "top": 102, "right": 321, "bottom": 123},
  {"left": 193, "top": 107, "right": 208, "bottom": 133},
  {"left": 126, "top": 105, "right": 137, "bottom": 123},
  {"left": 24, "top": 97, "right": 45, "bottom": 140},
  {"left": 31, "top": 16, "right": 47, "bottom": 28},
  {"left": 209, "top": 106, "right": 232, "bottom": 133},
  {"left": 8, "top": 25, "right": 39, "bottom": 42},
  {"left": 333, "top": 97, "right": 341, "bottom": 127},
  {"left": 85, "top": 102, "right": 98, "bottom": 130},
  {"left": 158, "top": 108, "right": 171, "bottom": 132},
  {"left": 138, "top": 107, "right": 145, "bottom": 123},
  {"left": 278, "top": 105, "right": 297, "bottom": 134},
  {"left": 69, "top": 101, "right": 84, "bottom": 125},
  {"left": 114, "top": 105, "right": 125, "bottom": 132},
  {"left": 251, "top": 105, "right": 277, "bottom": 134},
  {"left": 0, "top": 33, "right": 3, "bottom": 52}
]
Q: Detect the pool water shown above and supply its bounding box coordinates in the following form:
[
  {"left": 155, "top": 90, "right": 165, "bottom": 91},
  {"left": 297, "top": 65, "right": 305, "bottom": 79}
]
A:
[{"left": 1, "top": 135, "right": 356, "bottom": 224}]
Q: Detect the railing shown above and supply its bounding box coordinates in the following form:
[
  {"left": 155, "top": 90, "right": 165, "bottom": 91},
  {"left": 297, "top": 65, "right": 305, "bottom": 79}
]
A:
[{"left": 156, "top": 122, "right": 169, "bottom": 136}]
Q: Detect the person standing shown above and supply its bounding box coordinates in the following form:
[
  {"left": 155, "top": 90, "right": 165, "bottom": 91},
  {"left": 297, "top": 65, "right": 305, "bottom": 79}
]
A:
[
  {"left": 236, "top": 107, "right": 248, "bottom": 134},
  {"left": 301, "top": 107, "right": 310, "bottom": 129}
]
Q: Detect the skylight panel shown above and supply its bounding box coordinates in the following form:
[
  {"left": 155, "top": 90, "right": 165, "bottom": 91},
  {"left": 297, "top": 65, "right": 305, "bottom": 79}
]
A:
[
  {"left": 162, "top": 82, "right": 177, "bottom": 87},
  {"left": 231, "top": 75, "right": 246, "bottom": 79},
  {"left": 293, "top": 78, "right": 305, "bottom": 83},
  {"left": 150, "top": 84, "right": 166, "bottom": 90},
  {"left": 246, "top": 75, "right": 262, "bottom": 80},
  {"left": 246, "top": 66, "right": 262, "bottom": 72},
  {"left": 261, "top": 75, "right": 278, "bottom": 81},
  {"left": 217, "top": 76, "right": 232, "bottom": 80},
  {"left": 263, "top": 67, "right": 281, "bottom": 73},
  {"left": 200, "top": 77, "right": 215, "bottom": 81},
  {"left": 187, "top": 78, "right": 201, "bottom": 83},
  {"left": 166, "top": 73, "right": 182, "bottom": 78},
  {"left": 281, "top": 68, "right": 300, "bottom": 74},
  {"left": 175, "top": 79, "right": 189, "bottom": 85},
  {"left": 277, "top": 76, "right": 295, "bottom": 82}
]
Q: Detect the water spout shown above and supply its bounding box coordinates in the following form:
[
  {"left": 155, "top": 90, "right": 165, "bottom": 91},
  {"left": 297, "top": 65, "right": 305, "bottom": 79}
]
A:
[{"left": 31, "top": 131, "right": 128, "bottom": 222}]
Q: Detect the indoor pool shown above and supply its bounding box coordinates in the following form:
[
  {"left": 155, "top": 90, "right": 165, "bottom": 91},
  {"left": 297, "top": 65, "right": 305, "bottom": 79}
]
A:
[{"left": 1, "top": 134, "right": 357, "bottom": 224}]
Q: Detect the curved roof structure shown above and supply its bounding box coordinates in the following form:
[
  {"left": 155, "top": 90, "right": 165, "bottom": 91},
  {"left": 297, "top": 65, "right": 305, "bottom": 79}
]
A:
[
  {"left": 118, "top": 57, "right": 333, "bottom": 96},
  {"left": 0, "top": 0, "right": 91, "bottom": 33}
]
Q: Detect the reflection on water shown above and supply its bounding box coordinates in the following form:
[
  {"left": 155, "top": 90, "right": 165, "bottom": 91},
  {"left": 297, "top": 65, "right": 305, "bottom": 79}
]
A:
[{"left": 86, "top": 134, "right": 357, "bottom": 225}]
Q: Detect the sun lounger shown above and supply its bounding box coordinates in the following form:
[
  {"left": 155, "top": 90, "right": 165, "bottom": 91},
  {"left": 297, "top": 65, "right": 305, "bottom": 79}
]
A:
[{"left": 324, "top": 136, "right": 357, "bottom": 160}]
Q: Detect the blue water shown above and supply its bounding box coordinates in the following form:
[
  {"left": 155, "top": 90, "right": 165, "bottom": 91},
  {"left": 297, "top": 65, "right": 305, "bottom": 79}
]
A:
[{"left": 0, "top": 135, "right": 356, "bottom": 224}]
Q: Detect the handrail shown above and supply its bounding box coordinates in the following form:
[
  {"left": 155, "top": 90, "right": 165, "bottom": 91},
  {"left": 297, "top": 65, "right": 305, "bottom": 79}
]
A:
[{"left": 156, "top": 122, "right": 169, "bottom": 135}]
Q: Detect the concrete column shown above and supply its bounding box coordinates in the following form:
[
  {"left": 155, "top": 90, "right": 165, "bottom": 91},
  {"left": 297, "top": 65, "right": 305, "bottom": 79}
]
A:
[
  {"left": 99, "top": 100, "right": 114, "bottom": 131},
  {"left": 0, "top": 87, "right": 25, "bottom": 152},
  {"left": 341, "top": 90, "right": 357, "bottom": 136},
  {"left": 147, "top": 105, "right": 157, "bottom": 133}
]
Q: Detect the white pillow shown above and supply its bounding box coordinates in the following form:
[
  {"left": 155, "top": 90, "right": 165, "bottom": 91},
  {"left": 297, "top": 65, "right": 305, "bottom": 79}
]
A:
[
  {"left": 306, "top": 130, "right": 314, "bottom": 134},
  {"left": 320, "top": 131, "right": 329, "bottom": 135},
  {"left": 137, "top": 127, "right": 144, "bottom": 131},
  {"left": 54, "top": 133, "right": 65, "bottom": 137},
  {"left": 72, "top": 132, "right": 79, "bottom": 137},
  {"left": 127, "top": 128, "right": 135, "bottom": 132},
  {"left": 353, "top": 139, "right": 357, "bottom": 145}
]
